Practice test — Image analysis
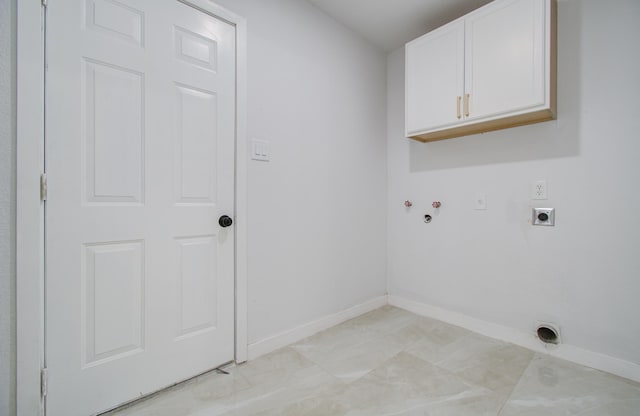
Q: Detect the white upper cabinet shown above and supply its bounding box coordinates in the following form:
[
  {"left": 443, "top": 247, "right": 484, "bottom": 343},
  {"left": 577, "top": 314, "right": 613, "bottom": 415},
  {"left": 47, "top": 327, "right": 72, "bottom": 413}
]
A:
[
  {"left": 406, "top": 0, "right": 556, "bottom": 142},
  {"left": 406, "top": 20, "right": 464, "bottom": 134}
]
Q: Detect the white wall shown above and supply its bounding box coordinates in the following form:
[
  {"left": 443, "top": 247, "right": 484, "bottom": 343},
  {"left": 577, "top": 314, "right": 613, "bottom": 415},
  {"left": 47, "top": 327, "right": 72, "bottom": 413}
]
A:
[
  {"left": 388, "top": 0, "right": 640, "bottom": 370},
  {"left": 0, "top": 0, "right": 16, "bottom": 413},
  {"left": 202, "top": 0, "right": 388, "bottom": 344}
]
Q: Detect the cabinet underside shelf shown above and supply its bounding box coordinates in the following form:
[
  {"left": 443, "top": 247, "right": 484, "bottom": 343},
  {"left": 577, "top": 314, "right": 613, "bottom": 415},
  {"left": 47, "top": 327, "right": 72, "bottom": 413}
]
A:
[{"left": 408, "top": 108, "right": 556, "bottom": 143}]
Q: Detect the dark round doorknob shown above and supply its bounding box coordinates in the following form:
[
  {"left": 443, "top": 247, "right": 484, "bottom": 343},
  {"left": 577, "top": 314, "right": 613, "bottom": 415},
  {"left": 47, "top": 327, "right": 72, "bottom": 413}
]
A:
[
  {"left": 218, "top": 215, "right": 233, "bottom": 228},
  {"left": 538, "top": 212, "right": 549, "bottom": 222}
]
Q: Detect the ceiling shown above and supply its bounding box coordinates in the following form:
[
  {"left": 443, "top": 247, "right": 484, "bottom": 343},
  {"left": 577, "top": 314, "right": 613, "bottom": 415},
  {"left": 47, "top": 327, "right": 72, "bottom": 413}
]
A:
[{"left": 307, "top": 0, "right": 493, "bottom": 52}]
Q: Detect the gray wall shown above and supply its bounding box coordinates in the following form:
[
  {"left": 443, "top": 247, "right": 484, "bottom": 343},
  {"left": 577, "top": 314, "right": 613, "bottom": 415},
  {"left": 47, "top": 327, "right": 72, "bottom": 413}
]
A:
[{"left": 0, "top": 0, "right": 17, "bottom": 413}]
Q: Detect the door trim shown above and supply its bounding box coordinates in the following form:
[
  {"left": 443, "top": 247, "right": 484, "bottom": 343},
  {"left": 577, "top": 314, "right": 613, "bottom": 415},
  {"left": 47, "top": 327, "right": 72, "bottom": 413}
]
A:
[{"left": 16, "top": 2, "right": 248, "bottom": 414}]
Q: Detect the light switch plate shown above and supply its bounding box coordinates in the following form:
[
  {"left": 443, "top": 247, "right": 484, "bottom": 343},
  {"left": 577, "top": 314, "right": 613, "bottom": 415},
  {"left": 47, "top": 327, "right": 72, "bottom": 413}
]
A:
[{"left": 251, "top": 139, "right": 269, "bottom": 161}]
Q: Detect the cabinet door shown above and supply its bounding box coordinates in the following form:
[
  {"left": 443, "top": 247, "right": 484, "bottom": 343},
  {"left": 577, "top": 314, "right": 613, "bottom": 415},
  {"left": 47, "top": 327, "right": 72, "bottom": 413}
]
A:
[
  {"left": 406, "top": 20, "right": 464, "bottom": 135},
  {"left": 465, "top": 0, "right": 547, "bottom": 121}
]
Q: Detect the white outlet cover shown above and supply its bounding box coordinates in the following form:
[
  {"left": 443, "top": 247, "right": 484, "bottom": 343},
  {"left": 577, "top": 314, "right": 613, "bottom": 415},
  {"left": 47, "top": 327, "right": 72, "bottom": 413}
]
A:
[{"left": 532, "top": 180, "right": 547, "bottom": 200}]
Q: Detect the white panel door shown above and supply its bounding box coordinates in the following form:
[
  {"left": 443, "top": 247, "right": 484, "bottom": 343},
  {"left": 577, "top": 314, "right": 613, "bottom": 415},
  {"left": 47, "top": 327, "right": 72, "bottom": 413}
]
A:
[
  {"left": 465, "top": 0, "right": 547, "bottom": 121},
  {"left": 45, "top": 1, "right": 236, "bottom": 415},
  {"left": 405, "top": 19, "right": 464, "bottom": 135}
]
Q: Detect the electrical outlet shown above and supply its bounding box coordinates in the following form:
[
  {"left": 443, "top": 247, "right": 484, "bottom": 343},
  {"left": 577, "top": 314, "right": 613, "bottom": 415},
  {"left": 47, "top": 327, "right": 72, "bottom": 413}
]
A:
[
  {"left": 532, "top": 208, "right": 555, "bottom": 226},
  {"left": 532, "top": 180, "right": 547, "bottom": 200}
]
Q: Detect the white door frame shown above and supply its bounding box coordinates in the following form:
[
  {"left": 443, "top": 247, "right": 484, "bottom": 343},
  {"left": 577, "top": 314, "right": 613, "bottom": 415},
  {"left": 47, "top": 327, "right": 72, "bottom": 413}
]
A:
[{"left": 16, "top": 1, "right": 248, "bottom": 414}]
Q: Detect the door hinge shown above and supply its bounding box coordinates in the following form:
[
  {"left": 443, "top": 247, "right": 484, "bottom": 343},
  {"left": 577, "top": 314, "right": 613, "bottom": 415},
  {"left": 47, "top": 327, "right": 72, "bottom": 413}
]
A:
[
  {"left": 41, "top": 368, "right": 48, "bottom": 397},
  {"left": 41, "top": 0, "right": 47, "bottom": 7},
  {"left": 40, "top": 173, "right": 47, "bottom": 202}
]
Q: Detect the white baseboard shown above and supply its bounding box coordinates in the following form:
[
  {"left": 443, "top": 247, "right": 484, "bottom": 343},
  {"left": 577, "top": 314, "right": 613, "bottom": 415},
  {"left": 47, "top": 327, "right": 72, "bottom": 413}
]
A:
[
  {"left": 247, "top": 295, "right": 388, "bottom": 360},
  {"left": 388, "top": 295, "right": 640, "bottom": 383},
  {"left": 246, "top": 294, "right": 640, "bottom": 383}
]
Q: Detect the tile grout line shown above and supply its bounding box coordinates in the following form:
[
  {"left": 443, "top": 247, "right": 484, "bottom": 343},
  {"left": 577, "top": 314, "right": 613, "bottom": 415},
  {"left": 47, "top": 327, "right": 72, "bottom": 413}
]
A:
[{"left": 495, "top": 353, "right": 537, "bottom": 415}]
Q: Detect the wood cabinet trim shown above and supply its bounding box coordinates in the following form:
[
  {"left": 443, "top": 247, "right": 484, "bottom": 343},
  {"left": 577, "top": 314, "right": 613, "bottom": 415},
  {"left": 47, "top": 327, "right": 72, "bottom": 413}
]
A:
[{"left": 409, "top": 108, "right": 555, "bottom": 142}]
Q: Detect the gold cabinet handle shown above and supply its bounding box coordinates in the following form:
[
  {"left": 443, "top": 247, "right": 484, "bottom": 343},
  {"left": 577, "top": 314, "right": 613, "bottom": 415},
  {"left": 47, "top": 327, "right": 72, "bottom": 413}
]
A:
[
  {"left": 464, "top": 94, "right": 470, "bottom": 117},
  {"left": 456, "top": 96, "right": 462, "bottom": 119}
]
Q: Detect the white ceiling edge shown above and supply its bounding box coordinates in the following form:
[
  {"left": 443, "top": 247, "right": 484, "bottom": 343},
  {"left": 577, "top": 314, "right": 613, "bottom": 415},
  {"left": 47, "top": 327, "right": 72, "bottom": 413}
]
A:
[{"left": 307, "top": 0, "right": 493, "bottom": 52}]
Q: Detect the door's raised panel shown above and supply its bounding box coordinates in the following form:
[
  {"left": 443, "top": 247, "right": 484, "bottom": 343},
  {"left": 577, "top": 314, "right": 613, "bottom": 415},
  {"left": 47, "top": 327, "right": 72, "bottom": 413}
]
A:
[
  {"left": 174, "top": 84, "right": 217, "bottom": 204},
  {"left": 82, "top": 241, "right": 145, "bottom": 367},
  {"left": 174, "top": 26, "right": 218, "bottom": 71},
  {"left": 175, "top": 236, "right": 217, "bottom": 339},
  {"left": 85, "top": 0, "right": 145, "bottom": 46},
  {"left": 85, "top": 59, "right": 145, "bottom": 204}
]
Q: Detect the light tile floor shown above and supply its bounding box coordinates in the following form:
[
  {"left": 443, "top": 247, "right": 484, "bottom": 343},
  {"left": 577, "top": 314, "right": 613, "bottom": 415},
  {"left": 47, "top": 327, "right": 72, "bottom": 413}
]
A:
[{"left": 107, "top": 306, "right": 640, "bottom": 415}]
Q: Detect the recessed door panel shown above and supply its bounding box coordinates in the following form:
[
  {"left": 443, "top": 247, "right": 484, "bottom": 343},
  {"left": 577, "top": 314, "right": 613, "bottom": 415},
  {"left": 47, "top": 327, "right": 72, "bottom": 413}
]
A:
[
  {"left": 175, "top": 26, "right": 218, "bottom": 71},
  {"left": 84, "top": 59, "right": 144, "bottom": 204},
  {"left": 176, "top": 236, "right": 218, "bottom": 338},
  {"left": 85, "top": 0, "right": 145, "bottom": 45},
  {"left": 175, "top": 84, "right": 218, "bottom": 204},
  {"left": 83, "top": 241, "right": 144, "bottom": 366}
]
